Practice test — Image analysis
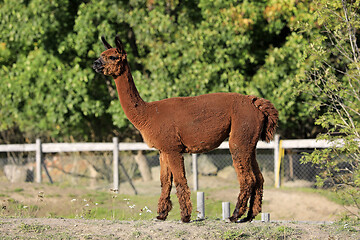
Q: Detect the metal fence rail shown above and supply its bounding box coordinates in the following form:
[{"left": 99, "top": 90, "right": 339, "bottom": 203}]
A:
[{"left": 0, "top": 136, "right": 335, "bottom": 192}]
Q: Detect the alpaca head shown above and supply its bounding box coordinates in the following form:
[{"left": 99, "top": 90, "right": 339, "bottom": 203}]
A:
[{"left": 93, "top": 36, "right": 127, "bottom": 76}]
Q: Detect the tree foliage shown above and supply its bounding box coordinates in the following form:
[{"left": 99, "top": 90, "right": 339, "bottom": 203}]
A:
[
  {"left": 298, "top": 0, "right": 360, "bottom": 216},
  {"left": 1, "top": 0, "right": 317, "bottom": 143}
]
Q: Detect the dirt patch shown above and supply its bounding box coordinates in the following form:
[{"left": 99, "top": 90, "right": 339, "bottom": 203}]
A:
[{"left": 1, "top": 217, "right": 359, "bottom": 239}]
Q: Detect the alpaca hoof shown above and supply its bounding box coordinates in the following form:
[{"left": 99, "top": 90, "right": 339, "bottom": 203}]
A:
[
  {"left": 229, "top": 216, "right": 238, "bottom": 223},
  {"left": 239, "top": 216, "right": 253, "bottom": 223},
  {"left": 181, "top": 215, "right": 191, "bottom": 223},
  {"left": 156, "top": 215, "right": 167, "bottom": 221}
]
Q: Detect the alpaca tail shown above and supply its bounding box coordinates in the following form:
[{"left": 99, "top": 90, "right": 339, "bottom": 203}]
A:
[{"left": 248, "top": 96, "right": 279, "bottom": 143}]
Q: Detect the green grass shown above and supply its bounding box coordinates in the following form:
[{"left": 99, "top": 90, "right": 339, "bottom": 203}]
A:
[
  {"left": 334, "top": 217, "right": 360, "bottom": 233},
  {"left": 243, "top": 225, "right": 302, "bottom": 240},
  {"left": 220, "top": 230, "right": 246, "bottom": 239},
  {"left": 13, "top": 188, "right": 24, "bottom": 193},
  {"left": 1, "top": 200, "right": 40, "bottom": 218},
  {"left": 1, "top": 184, "right": 357, "bottom": 222},
  {"left": 19, "top": 223, "right": 51, "bottom": 233},
  {"left": 60, "top": 190, "right": 238, "bottom": 221},
  {"left": 65, "top": 192, "right": 160, "bottom": 220}
]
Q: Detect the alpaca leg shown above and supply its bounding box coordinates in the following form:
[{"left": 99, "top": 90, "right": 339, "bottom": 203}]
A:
[
  {"left": 229, "top": 144, "right": 257, "bottom": 223},
  {"left": 165, "top": 152, "right": 192, "bottom": 223},
  {"left": 247, "top": 157, "right": 264, "bottom": 219},
  {"left": 156, "top": 153, "right": 173, "bottom": 221},
  {"left": 238, "top": 156, "right": 264, "bottom": 222}
]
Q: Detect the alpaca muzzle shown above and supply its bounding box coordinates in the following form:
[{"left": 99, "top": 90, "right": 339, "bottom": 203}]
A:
[{"left": 93, "top": 58, "right": 105, "bottom": 73}]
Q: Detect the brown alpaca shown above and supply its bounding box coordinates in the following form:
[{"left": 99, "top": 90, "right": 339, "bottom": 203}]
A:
[{"left": 93, "top": 36, "right": 278, "bottom": 223}]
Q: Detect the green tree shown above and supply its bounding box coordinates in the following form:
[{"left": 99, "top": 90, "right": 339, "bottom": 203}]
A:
[
  {"left": 0, "top": 0, "right": 115, "bottom": 142},
  {"left": 125, "top": 0, "right": 317, "bottom": 138},
  {"left": 298, "top": 0, "right": 360, "bottom": 217},
  {"left": 0, "top": 0, "right": 318, "bottom": 143}
]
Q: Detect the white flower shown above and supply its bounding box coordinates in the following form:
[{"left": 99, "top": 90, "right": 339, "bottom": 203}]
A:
[
  {"left": 84, "top": 204, "right": 89, "bottom": 207},
  {"left": 142, "top": 206, "right": 152, "bottom": 213},
  {"left": 129, "top": 204, "right": 135, "bottom": 209},
  {"left": 23, "top": 206, "right": 28, "bottom": 209},
  {"left": 71, "top": 199, "right": 77, "bottom": 202},
  {"left": 95, "top": 203, "right": 98, "bottom": 206}
]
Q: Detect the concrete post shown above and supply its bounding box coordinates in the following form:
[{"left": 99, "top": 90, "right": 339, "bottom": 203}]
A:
[
  {"left": 261, "top": 212, "right": 270, "bottom": 222},
  {"left": 113, "top": 137, "right": 119, "bottom": 192},
  {"left": 222, "top": 202, "right": 230, "bottom": 220},
  {"left": 35, "top": 139, "right": 42, "bottom": 183},
  {"left": 197, "top": 192, "right": 205, "bottom": 220}
]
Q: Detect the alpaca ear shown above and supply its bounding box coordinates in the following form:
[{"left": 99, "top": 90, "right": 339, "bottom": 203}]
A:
[
  {"left": 101, "top": 36, "right": 112, "bottom": 50},
  {"left": 115, "top": 36, "right": 126, "bottom": 54}
]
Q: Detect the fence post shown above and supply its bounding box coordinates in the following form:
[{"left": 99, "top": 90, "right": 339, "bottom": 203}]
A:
[
  {"left": 197, "top": 192, "right": 205, "bottom": 220},
  {"left": 192, "top": 153, "right": 198, "bottom": 191},
  {"left": 35, "top": 138, "right": 42, "bottom": 183},
  {"left": 222, "top": 202, "right": 230, "bottom": 220},
  {"left": 261, "top": 212, "right": 270, "bottom": 222},
  {"left": 275, "top": 140, "right": 285, "bottom": 189},
  {"left": 113, "top": 137, "right": 119, "bottom": 191},
  {"left": 274, "top": 134, "right": 280, "bottom": 188}
]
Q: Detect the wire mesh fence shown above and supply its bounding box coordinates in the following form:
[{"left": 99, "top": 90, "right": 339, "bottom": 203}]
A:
[
  {"left": 0, "top": 152, "right": 36, "bottom": 183},
  {"left": 281, "top": 149, "right": 321, "bottom": 186},
  {"left": 0, "top": 145, "right": 321, "bottom": 194}
]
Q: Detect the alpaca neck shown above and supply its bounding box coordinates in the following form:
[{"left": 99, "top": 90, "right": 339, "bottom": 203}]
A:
[{"left": 113, "top": 62, "right": 147, "bottom": 129}]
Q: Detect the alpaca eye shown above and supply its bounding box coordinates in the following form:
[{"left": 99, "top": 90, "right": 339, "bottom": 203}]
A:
[{"left": 109, "top": 56, "right": 119, "bottom": 60}]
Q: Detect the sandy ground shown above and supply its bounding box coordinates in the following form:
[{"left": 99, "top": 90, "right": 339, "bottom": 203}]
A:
[{"left": 209, "top": 187, "right": 349, "bottom": 222}]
